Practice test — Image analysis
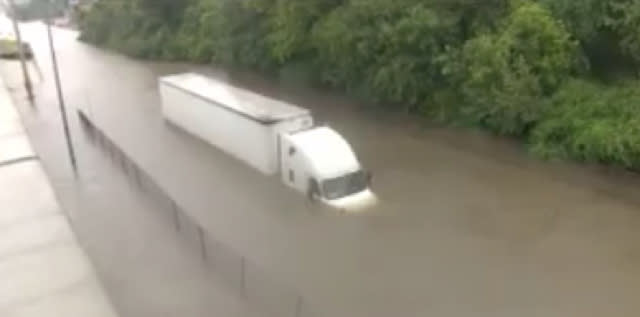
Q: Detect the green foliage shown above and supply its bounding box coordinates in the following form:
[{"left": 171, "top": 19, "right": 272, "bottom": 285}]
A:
[
  {"left": 530, "top": 80, "right": 640, "bottom": 169},
  {"left": 222, "top": 1, "right": 276, "bottom": 70},
  {"left": 457, "top": 2, "right": 578, "bottom": 135},
  {"left": 77, "top": 0, "right": 640, "bottom": 169},
  {"left": 78, "top": 0, "right": 176, "bottom": 59},
  {"left": 539, "top": 0, "right": 640, "bottom": 77},
  {"left": 432, "top": 0, "right": 510, "bottom": 36},
  {"left": 263, "top": 0, "right": 342, "bottom": 63},
  {"left": 311, "top": 0, "right": 462, "bottom": 108},
  {"left": 135, "top": 0, "right": 192, "bottom": 28},
  {"left": 539, "top": 0, "right": 607, "bottom": 43},
  {"left": 170, "top": 0, "right": 238, "bottom": 62},
  {"left": 171, "top": 0, "right": 275, "bottom": 69},
  {"left": 607, "top": 0, "right": 640, "bottom": 69}
]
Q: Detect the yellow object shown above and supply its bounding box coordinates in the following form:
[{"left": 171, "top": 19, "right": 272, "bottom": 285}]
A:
[{"left": 0, "top": 37, "right": 33, "bottom": 59}]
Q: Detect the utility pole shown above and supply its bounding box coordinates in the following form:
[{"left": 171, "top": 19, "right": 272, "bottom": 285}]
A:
[
  {"left": 46, "top": 1, "right": 77, "bottom": 174},
  {"left": 8, "top": 0, "right": 34, "bottom": 101}
]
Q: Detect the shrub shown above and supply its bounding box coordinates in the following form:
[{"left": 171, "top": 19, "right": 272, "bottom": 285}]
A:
[
  {"left": 530, "top": 79, "right": 640, "bottom": 169},
  {"left": 262, "top": 0, "right": 342, "bottom": 64},
  {"left": 457, "top": 2, "right": 578, "bottom": 136},
  {"left": 175, "top": 0, "right": 276, "bottom": 70},
  {"left": 78, "top": 0, "right": 189, "bottom": 59},
  {"left": 311, "top": 0, "right": 461, "bottom": 109}
]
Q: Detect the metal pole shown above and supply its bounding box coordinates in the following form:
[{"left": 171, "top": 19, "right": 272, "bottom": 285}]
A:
[
  {"left": 198, "top": 226, "right": 207, "bottom": 262},
  {"left": 171, "top": 200, "right": 181, "bottom": 231},
  {"left": 46, "top": 16, "right": 78, "bottom": 174},
  {"left": 295, "top": 295, "right": 303, "bottom": 317},
  {"left": 240, "top": 256, "right": 246, "bottom": 297},
  {"left": 8, "top": 0, "right": 34, "bottom": 101}
]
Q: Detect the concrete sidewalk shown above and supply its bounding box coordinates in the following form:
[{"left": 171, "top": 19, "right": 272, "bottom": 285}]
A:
[{"left": 0, "top": 79, "right": 117, "bottom": 317}]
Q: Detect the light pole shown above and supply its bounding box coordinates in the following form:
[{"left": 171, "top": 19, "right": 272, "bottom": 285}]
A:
[
  {"left": 7, "top": 0, "right": 34, "bottom": 101},
  {"left": 46, "top": 0, "right": 77, "bottom": 174}
]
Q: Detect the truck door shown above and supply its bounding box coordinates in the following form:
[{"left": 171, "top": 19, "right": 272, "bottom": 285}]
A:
[{"left": 279, "top": 135, "right": 305, "bottom": 193}]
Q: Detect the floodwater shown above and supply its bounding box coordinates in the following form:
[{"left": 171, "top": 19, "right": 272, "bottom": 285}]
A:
[{"left": 6, "top": 23, "right": 640, "bottom": 317}]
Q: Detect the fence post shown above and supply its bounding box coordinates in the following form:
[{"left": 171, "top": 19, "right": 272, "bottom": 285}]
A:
[
  {"left": 94, "top": 129, "right": 102, "bottom": 147},
  {"left": 97, "top": 131, "right": 104, "bottom": 147},
  {"left": 240, "top": 256, "right": 246, "bottom": 297},
  {"left": 198, "top": 226, "right": 207, "bottom": 262},
  {"left": 123, "top": 157, "right": 130, "bottom": 177},
  {"left": 132, "top": 164, "right": 141, "bottom": 188},
  {"left": 118, "top": 150, "right": 125, "bottom": 172},
  {"left": 109, "top": 143, "right": 115, "bottom": 161},
  {"left": 171, "top": 200, "right": 180, "bottom": 232},
  {"left": 120, "top": 151, "right": 127, "bottom": 173},
  {"left": 105, "top": 139, "right": 112, "bottom": 160},
  {"left": 295, "top": 295, "right": 303, "bottom": 317},
  {"left": 105, "top": 138, "right": 114, "bottom": 161}
]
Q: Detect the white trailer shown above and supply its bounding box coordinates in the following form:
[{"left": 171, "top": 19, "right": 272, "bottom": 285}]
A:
[{"left": 159, "top": 73, "right": 376, "bottom": 211}]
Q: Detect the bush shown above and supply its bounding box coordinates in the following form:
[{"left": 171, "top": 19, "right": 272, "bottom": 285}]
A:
[
  {"left": 607, "top": 0, "right": 640, "bottom": 73},
  {"left": 262, "top": 0, "right": 342, "bottom": 64},
  {"left": 78, "top": 0, "right": 190, "bottom": 59},
  {"left": 168, "top": 0, "right": 230, "bottom": 62},
  {"left": 311, "top": 0, "right": 461, "bottom": 109},
  {"left": 530, "top": 80, "right": 640, "bottom": 169},
  {"left": 173, "top": 0, "right": 276, "bottom": 70},
  {"left": 456, "top": 2, "right": 578, "bottom": 136}
]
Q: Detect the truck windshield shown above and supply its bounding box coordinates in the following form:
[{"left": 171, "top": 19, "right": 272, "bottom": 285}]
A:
[{"left": 322, "top": 171, "right": 368, "bottom": 200}]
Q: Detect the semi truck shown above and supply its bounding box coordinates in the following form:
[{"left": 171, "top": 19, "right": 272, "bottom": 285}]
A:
[{"left": 158, "top": 73, "right": 377, "bottom": 211}]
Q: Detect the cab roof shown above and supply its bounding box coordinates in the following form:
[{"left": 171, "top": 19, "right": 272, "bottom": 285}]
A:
[
  {"left": 288, "top": 127, "right": 360, "bottom": 178},
  {"left": 160, "top": 73, "right": 309, "bottom": 124}
]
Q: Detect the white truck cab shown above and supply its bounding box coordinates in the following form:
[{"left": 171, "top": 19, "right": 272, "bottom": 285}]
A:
[{"left": 280, "top": 127, "right": 377, "bottom": 211}]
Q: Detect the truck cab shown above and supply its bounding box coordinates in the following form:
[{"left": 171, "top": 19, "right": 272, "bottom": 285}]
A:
[{"left": 279, "top": 127, "right": 377, "bottom": 212}]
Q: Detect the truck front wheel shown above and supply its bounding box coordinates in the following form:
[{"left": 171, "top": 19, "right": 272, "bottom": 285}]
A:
[{"left": 307, "top": 180, "right": 319, "bottom": 203}]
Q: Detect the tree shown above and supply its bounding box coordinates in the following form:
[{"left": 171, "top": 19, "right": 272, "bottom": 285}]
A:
[
  {"left": 311, "top": 0, "right": 461, "bottom": 108},
  {"left": 458, "top": 2, "right": 578, "bottom": 135},
  {"left": 538, "top": 0, "right": 607, "bottom": 43},
  {"left": 262, "top": 0, "right": 343, "bottom": 63},
  {"left": 607, "top": 0, "right": 640, "bottom": 74}
]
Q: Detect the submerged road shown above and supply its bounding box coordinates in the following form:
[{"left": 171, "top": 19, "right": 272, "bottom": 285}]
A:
[{"left": 4, "top": 23, "right": 640, "bottom": 317}]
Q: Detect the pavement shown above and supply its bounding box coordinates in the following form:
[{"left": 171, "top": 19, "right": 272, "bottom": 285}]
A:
[{"left": 0, "top": 77, "right": 117, "bottom": 317}]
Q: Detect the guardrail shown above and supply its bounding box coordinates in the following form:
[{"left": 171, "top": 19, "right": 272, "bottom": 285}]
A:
[{"left": 77, "top": 110, "right": 319, "bottom": 317}]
